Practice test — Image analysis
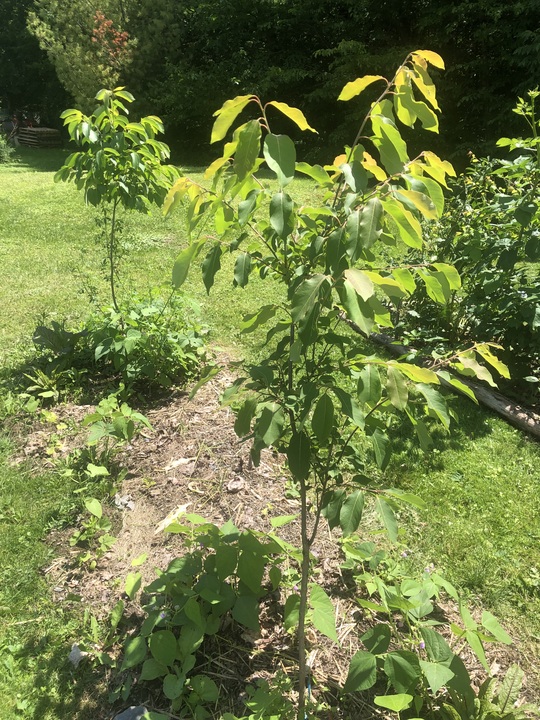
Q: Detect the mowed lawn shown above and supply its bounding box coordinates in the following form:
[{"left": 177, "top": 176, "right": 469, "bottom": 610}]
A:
[{"left": 0, "top": 147, "right": 539, "bottom": 717}]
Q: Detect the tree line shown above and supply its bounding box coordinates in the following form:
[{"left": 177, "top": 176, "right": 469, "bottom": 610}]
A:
[{"left": 2, "top": 0, "right": 540, "bottom": 163}]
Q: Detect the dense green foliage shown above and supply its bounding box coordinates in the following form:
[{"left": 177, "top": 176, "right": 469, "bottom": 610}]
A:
[{"left": 396, "top": 91, "right": 540, "bottom": 400}]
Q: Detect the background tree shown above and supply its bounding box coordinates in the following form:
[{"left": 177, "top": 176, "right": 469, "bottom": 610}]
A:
[
  {"left": 0, "top": 0, "right": 66, "bottom": 122},
  {"left": 28, "top": 0, "right": 133, "bottom": 111}
]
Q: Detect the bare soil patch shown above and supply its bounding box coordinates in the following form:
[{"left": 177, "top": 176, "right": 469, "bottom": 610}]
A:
[{"left": 13, "top": 364, "right": 540, "bottom": 715}]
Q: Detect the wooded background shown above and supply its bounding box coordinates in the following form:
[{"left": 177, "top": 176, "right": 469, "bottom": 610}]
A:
[{"left": 2, "top": 0, "right": 540, "bottom": 163}]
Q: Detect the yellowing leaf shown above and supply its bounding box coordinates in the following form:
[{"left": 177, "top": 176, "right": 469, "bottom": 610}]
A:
[
  {"left": 362, "top": 151, "right": 387, "bottom": 181},
  {"left": 266, "top": 101, "right": 317, "bottom": 133},
  {"left": 412, "top": 50, "right": 445, "bottom": 69},
  {"left": 475, "top": 344, "right": 510, "bottom": 379},
  {"left": 338, "top": 74, "right": 386, "bottom": 102},
  {"left": 211, "top": 95, "right": 254, "bottom": 143},
  {"left": 344, "top": 268, "right": 375, "bottom": 301},
  {"left": 396, "top": 188, "right": 438, "bottom": 220},
  {"left": 411, "top": 64, "right": 439, "bottom": 110},
  {"left": 393, "top": 362, "right": 440, "bottom": 385}
]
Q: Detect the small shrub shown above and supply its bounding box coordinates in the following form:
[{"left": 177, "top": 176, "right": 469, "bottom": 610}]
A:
[
  {"left": 0, "top": 133, "right": 14, "bottom": 163},
  {"left": 27, "top": 292, "right": 210, "bottom": 401}
]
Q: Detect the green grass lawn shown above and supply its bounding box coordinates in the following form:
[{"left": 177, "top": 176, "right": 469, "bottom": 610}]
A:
[{"left": 1, "top": 147, "right": 540, "bottom": 716}]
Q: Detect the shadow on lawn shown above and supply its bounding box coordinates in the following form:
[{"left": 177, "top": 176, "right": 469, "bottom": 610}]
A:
[
  {"left": 29, "top": 644, "right": 114, "bottom": 720},
  {"left": 9, "top": 146, "right": 69, "bottom": 173}
]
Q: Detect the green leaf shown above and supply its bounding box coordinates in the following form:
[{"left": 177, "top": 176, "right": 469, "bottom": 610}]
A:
[
  {"left": 269, "top": 191, "right": 294, "bottom": 238},
  {"left": 361, "top": 624, "right": 391, "bottom": 654},
  {"left": 396, "top": 362, "right": 439, "bottom": 385},
  {"left": 163, "top": 673, "right": 185, "bottom": 700},
  {"left": 420, "top": 661, "right": 455, "bottom": 694},
  {"left": 149, "top": 630, "right": 177, "bottom": 667},
  {"left": 237, "top": 549, "right": 265, "bottom": 595},
  {"left": 386, "top": 366, "right": 409, "bottom": 410},
  {"left": 257, "top": 403, "right": 285, "bottom": 446},
  {"left": 188, "top": 365, "right": 221, "bottom": 400},
  {"left": 234, "top": 397, "right": 257, "bottom": 436},
  {"left": 382, "top": 196, "right": 423, "bottom": 248},
  {"left": 312, "top": 394, "right": 335, "bottom": 443},
  {"left": 346, "top": 199, "right": 384, "bottom": 260},
  {"left": 396, "top": 188, "right": 438, "bottom": 220},
  {"left": 264, "top": 134, "right": 296, "bottom": 187},
  {"left": 339, "top": 491, "right": 365, "bottom": 537},
  {"left": 481, "top": 611, "right": 512, "bottom": 644},
  {"left": 240, "top": 304, "right": 277, "bottom": 333},
  {"left": 372, "top": 116, "right": 409, "bottom": 174},
  {"left": 266, "top": 101, "right": 317, "bottom": 133},
  {"left": 357, "top": 365, "right": 382, "bottom": 404},
  {"left": 416, "top": 268, "right": 448, "bottom": 304},
  {"left": 498, "top": 665, "right": 524, "bottom": 712},
  {"left": 321, "top": 489, "right": 346, "bottom": 530},
  {"left": 343, "top": 269, "right": 374, "bottom": 302},
  {"left": 233, "top": 252, "right": 252, "bottom": 288},
  {"left": 291, "top": 274, "right": 328, "bottom": 322},
  {"left": 338, "top": 75, "right": 385, "bottom": 102},
  {"left": 234, "top": 120, "right": 262, "bottom": 180},
  {"left": 232, "top": 594, "right": 260, "bottom": 631},
  {"left": 375, "top": 496, "right": 398, "bottom": 541},
  {"left": 84, "top": 497, "right": 102, "bottom": 518},
  {"left": 295, "top": 162, "right": 333, "bottom": 187},
  {"left": 385, "top": 489, "right": 427, "bottom": 510},
  {"left": 211, "top": 95, "right": 254, "bottom": 143},
  {"left": 270, "top": 514, "right": 297, "bottom": 528},
  {"left": 374, "top": 694, "right": 413, "bottom": 713},
  {"left": 332, "top": 387, "right": 365, "bottom": 428},
  {"left": 121, "top": 635, "right": 147, "bottom": 671},
  {"left": 287, "top": 432, "right": 311, "bottom": 481},
  {"left": 309, "top": 584, "right": 338, "bottom": 643},
  {"left": 339, "top": 281, "right": 375, "bottom": 336},
  {"left": 238, "top": 189, "right": 260, "bottom": 226},
  {"left": 416, "top": 384, "right": 450, "bottom": 429},
  {"left": 420, "top": 628, "right": 453, "bottom": 663},
  {"left": 172, "top": 240, "right": 202, "bottom": 290},
  {"left": 343, "top": 650, "right": 377, "bottom": 692},
  {"left": 465, "top": 630, "right": 489, "bottom": 671},
  {"left": 140, "top": 658, "right": 168, "bottom": 681},
  {"left": 456, "top": 351, "right": 496, "bottom": 387},
  {"left": 475, "top": 345, "right": 510, "bottom": 380},
  {"left": 202, "top": 243, "right": 223, "bottom": 293},
  {"left": 191, "top": 675, "right": 219, "bottom": 702},
  {"left": 284, "top": 594, "right": 301, "bottom": 630},
  {"left": 371, "top": 429, "right": 391, "bottom": 471},
  {"left": 384, "top": 651, "right": 422, "bottom": 693},
  {"left": 124, "top": 572, "right": 142, "bottom": 601}
]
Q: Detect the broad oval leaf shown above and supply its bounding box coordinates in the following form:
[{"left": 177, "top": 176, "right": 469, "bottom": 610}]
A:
[
  {"left": 384, "top": 650, "right": 422, "bottom": 693},
  {"left": 264, "top": 134, "right": 296, "bottom": 187},
  {"left": 420, "top": 661, "right": 455, "bottom": 694},
  {"left": 171, "top": 240, "right": 203, "bottom": 290},
  {"left": 149, "top": 630, "right": 177, "bottom": 667},
  {"left": 269, "top": 191, "right": 294, "bottom": 238},
  {"left": 121, "top": 635, "right": 147, "bottom": 671},
  {"left": 291, "top": 274, "right": 328, "bottom": 323},
  {"left": 386, "top": 366, "right": 409, "bottom": 410},
  {"left": 211, "top": 95, "right": 254, "bottom": 143},
  {"left": 287, "top": 431, "right": 311, "bottom": 481},
  {"left": 312, "top": 393, "right": 335, "bottom": 443},
  {"left": 233, "top": 120, "right": 262, "bottom": 180},
  {"left": 343, "top": 650, "right": 377, "bottom": 692},
  {"left": 339, "top": 490, "right": 365, "bottom": 537},
  {"left": 374, "top": 694, "right": 414, "bottom": 713},
  {"left": 233, "top": 252, "right": 252, "bottom": 288},
  {"left": 309, "top": 584, "right": 338, "bottom": 643}
]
